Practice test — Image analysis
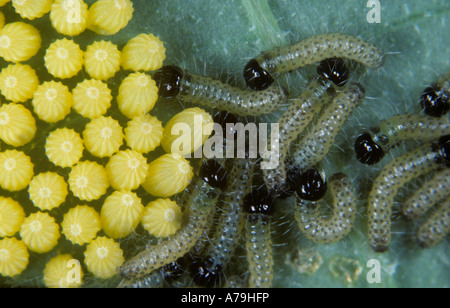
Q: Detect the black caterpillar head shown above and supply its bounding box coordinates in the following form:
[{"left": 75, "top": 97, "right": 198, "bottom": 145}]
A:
[
  {"left": 317, "top": 57, "right": 350, "bottom": 87},
  {"left": 199, "top": 159, "right": 228, "bottom": 190},
  {"left": 243, "top": 59, "right": 274, "bottom": 91},
  {"left": 419, "top": 85, "right": 450, "bottom": 117},
  {"left": 190, "top": 257, "right": 223, "bottom": 288},
  {"left": 354, "top": 132, "right": 385, "bottom": 165},
  {"left": 213, "top": 110, "right": 238, "bottom": 138},
  {"left": 153, "top": 65, "right": 184, "bottom": 98},
  {"left": 433, "top": 134, "right": 450, "bottom": 167},
  {"left": 162, "top": 259, "right": 185, "bottom": 283},
  {"left": 243, "top": 186, "right": 275, "bottom": 216},
  {"left": 289, "top": 168, "right": 327, "bottom": 201}
]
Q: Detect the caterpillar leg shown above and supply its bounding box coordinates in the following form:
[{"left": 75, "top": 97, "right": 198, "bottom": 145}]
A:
[
  {"left": 295, "top": 173, "right": 356, "bottom": 244},
  {"left": 416, "top": 196, "right": 450, "bottom": 248}
]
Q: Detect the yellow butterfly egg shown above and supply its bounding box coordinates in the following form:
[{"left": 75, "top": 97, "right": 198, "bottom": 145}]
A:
[
  {"left": 0, "top": 63, "right": 39, "bottom": 103},
  {"left": 50, "top": 0, "right": 88, "bottom": 36},
  {"left": 162, "top": 107, "right": 214, "bottom": 156},
  {"left": 124, "top": 114, "right": 163, "bottom": 154},
  {"left": 117, "top": 72, "right": 158, "bottom": 119},
  {"left": 100, "top": 190, "right": 143, "bottom": 239},
  {"left": 28, "top": 172, "right": 68, "bottom": 211},
  {"left": 12, "top": 0, "right": 52, "bottom": 20},
  {"left": 0, "top": 103, "right": 36, "bottom": 147},
  {"left": 84, "top": 236, "right": 124, "bottom": 279},
  {"left": 84, "top": 40, "right": 121, "bottom": 80},
  {"left": 106, "top": 149, "right": 148, "bottom": 191},
  {"left": 83, "top": 116, "right": 124, "bottom": 158},
  {"left": 0, "top": 197, "right": 25, "bottom": 238},
  {"left": 68, "top": 161, "right": 109, "bottom": 202},
  {"left": 45, "top": 128, "right": 84, "bottom": 168},
  {"left": 0, "top": 149, "right": 34, "bottom": 192},
  {"left": 20, "top": 212, "right": 60, "bottom": 254},
  {"left": 0, "top": 21, "right": 41, "bottom": 63},
  {"left": 122, "top": 33, "right": 166, "bottom": 72},
  {"left": 44, "top": 38, "right": 84, "bottom": 79},
  {"left": 32, "top": 81, "right": 73, "bottom": 123},
  {"left": 43, "top": 254, "right": 83, "bottom": 288},
  {"left": 142, "top": 153, "right": 194, "bottom": 198},
  {"left": 87, "top": 0, "right": 133, "bottom": 35},
  {"left": 0, "top": 237, "right": 29, "bottom": 278},
  {"left": 72, "top": 79, "right": 112, "bottom": 119},
  {"left": 141, "top": 198, "right": 182, "bottom": 238},
  {"left": 61, "top": 205, "right": 101, "bottom": 246}
]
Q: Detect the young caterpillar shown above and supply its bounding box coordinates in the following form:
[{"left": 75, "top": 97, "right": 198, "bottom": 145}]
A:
[
  {"left": 118, "top": 159, "right": 227, "bottom": 279},
  {"left": 262, "top": 77, "right": 332, "bottom": 194},
  {"left": 403, "top": 168, "right": 450, "bottom": 220},
  {"left": 368, "top": 135, "right": 450, "bottom": 253},
  {"left": 419, "top": 72, "right": 450, "bottom": 117},
  {"left": 244, "top": 33, "right": 385, "bottom": 90},
  {"left": 416, "top": 196, "right": 450, "bottom": 248},
  {"left": 355, "top": 114, "right": 450, "bottom": 165},
  {"left": 153, "top": 65, "right": 288, "bottom": 116},
  {"left": 190, "top": 157, "right": 254, "bottom": 287},
  {"left": 291, "top": 82, "right": 366, "bottom": 171},
  {"left": 295, "top": 173, "right": 356, "bottom": 244},
  {"left": 243, "top": 187, "right": 275, "bottom": 288}
]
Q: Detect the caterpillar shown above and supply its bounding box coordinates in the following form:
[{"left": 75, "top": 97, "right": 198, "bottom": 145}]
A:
[
  {"left": 288, "top": 168, "right": 328, "bottom": 202},
  {"left": 153, "top": 65, "right": 288, "bottom": 116},
  {"left": 243, "top": 186, "right": 275, "bottom": 288},
  {"left": 367, "top": 135, "right": 450, "bottom": 253},
  {"left": 355, "top": 114, "right": 450, "bottom": 165},
  {"left": 290, "top": 82, "right": 366, "bottom": 171},
  {"left": 416, "top": 196, "right": 450, "bottom": 248},
  {"left": 244, "top": 33, "right": 385, "bottom": 90},
  {"left": 118, "top": 159, "right": 227, "bottom": 279},
  {"left": 190, "top": 157, "right": 254, "bottom": 287},
  {"left": 262, "top": 77, "right": 332, "bottom": 195},
  {"left": 402, "top": 168, "right": 450, "bottom": 220},
  {"left": 294, "top": 173, "right": 356, "bottom": 244},
  {"left": 419, "top": 72, "right": 450, "bottom": 117}
]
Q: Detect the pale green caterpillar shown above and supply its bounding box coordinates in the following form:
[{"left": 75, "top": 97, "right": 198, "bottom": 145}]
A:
[
  {"left": 295, "top": 173, "right": 356, "bottom": 244},
  {"left": 403, "top": 168, "right": 450, "bottom": 220},
  {"left": 416, "top": 196, "right": 450, "bottom": 248},
  {"left": 291, "top": 83, "right": 366, "bottom": 171}
]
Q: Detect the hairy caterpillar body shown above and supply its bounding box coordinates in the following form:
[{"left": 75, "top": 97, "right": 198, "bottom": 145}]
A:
[
  {"left": 191, "top": 158, "right": 254, "bottom": 287},
  {"left": 118, "top": 160, "right": 227, "bottom": 279},
  {"left": 419, "top": 72, "right": 450, "bottom": 117},
  {"left": 243, "top": 187, "right": 275, "bottom": 288},
  {"left": 153, "top": 65, "right": 288, "bottom": 116},
  {"left": 295, "top": 173, "right": 356, "bottom": 244},
  {"left": 262, "top": 77, "right": 332, "bottom": 194},
  {"left": 368, "top": 136, "right": 450, "bottom": 252},
  {"left": 403, "top": 168, "right": 450, "bottom": 220},
  {"left": 244, "top": 33, "right": 385, "bottom": 90},
  {"left": 416, "top": 196, "right": 450, "bottom": 248},
  {"left": 291, "top": 83, "right": 366, "bottom": 171},
  {"left": 355, "top": 114, "right": 450, "bottom": 165}
]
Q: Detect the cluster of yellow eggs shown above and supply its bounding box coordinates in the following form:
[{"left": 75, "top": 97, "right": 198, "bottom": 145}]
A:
[{"left": 0, "top": 0, "right": 213, "bottom": 287}]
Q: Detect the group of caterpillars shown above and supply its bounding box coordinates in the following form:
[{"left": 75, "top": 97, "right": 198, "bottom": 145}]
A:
[{"left": 118, "top": 33, "right": 450, "bottom": 288}]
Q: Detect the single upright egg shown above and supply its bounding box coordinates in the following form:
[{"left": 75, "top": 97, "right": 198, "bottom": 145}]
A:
[
  {"left": 141, "top": 198, "right": 182, "bottom": 238},
  {"left": 72, "top": 79, "right": 112, "bottom": 119},
  {"left": 61, "top": 205, "right": 101, "bottom": 245},
  {"left": 28, "top": 172, "right": 68, "bottom": 211},
  {"left": 117, "top": 72, "right": 158, "bottom": 119},
  {"left": 43, "top": 254, "right": 83, "bottom": 288},
  {"left": 0, "top": 149, "right": 34, "bottom": 192},
  {"left": 106, "top": 149, "right": 148, "bottom": 191},
  {"left": 0, "top": 196, "right": 25, "bottom": 238},
  {"left": 45, "top": 128, "right": 84, "bottom": 168},
  {"left": 20, "top": 212, "right": 60, "bottom": 254},
  {"left": 68, "top": 161, "right": 109, "bottom": 202},
  {"left": 121, "top": 33, "right": 166, "bottom": 72},
  {"left": 87, "top": 0, "right": 133, "bottom": 35},
  {"left": 83, "top": 116, "right": 123, "bottom": 158},
  {"left": 0, "top": 237, "right": 29, "bottom": 278},
  {"left": 84, "top": 236, "right": 124, "bottom": 279},
  {"left": 0, "top": 103, "right": 36, "bottom": 147},
  {"left": 0, "top": 63, "right": 39, "bottom": 103},
  {"left": 32, "top": 81, "right": 73, "bottom": 123},
  {"left": 44, "top": 38, "right": 84, "bottom": 79},
  {"left": 50, "top": 0, "right": 88, "bottom": 36},
  {"left": 142, "top": 153, "right": 193, "bottom": 198},
  {"left": 12, "top": 0, "right": 52, "bottom": 20},
  {"left": 124, "top": 114, "right": 163, "bottom": 153},
  {"left": 84, "top": 40, "right": 121, "bottom": 80},
  {"left": 0, "top": 21, "right": 41, "bottom": 63}
]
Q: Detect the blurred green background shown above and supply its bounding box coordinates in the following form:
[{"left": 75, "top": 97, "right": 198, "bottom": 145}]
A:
[{"left": 0, "top": 0, "right": 449, "bottom": 288}]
